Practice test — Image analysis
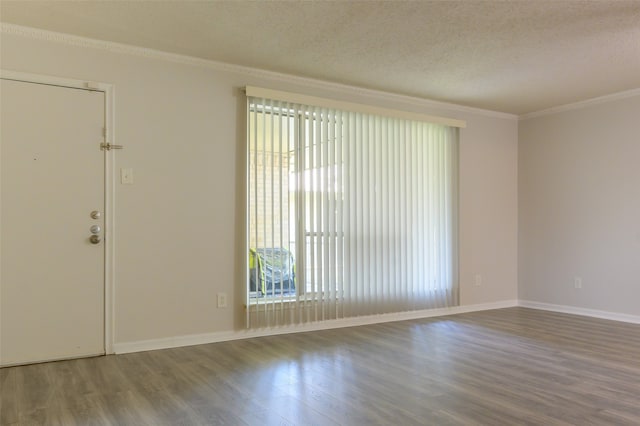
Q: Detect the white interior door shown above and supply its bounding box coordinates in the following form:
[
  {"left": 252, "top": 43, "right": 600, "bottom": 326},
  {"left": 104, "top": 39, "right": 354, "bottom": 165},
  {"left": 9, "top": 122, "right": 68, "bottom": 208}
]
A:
[{"left": 1, "top": 78, "right": 105, "bottom": 366}]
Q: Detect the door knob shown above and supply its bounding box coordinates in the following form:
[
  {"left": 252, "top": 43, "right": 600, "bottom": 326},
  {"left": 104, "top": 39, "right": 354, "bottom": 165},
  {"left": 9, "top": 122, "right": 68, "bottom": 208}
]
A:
[
  {"left": 90, "top": 210, "right": 101, "bottom": 219},
  {"left": 89, "top": 235, "right": 101, "bottom": 244},
  {"left": 90, "top": 225, "right": 101, "bottom": 234}
]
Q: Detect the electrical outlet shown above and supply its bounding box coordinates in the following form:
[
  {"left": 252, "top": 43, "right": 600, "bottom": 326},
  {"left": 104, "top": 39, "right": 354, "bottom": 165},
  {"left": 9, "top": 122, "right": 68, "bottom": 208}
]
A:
[
  {"left": 574, "top": 277, "right": 582, "bottom": 289},
  {"left": 217, "top": 293, "right": 228, "bottom": 308},
  {"left": 474, "top": 274, "right": 482, "bottom": 286}
]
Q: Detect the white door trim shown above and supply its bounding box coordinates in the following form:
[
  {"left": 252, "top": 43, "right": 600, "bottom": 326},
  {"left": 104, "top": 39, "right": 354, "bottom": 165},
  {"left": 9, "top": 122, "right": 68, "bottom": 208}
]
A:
[{"left": 1, "top": 69, "right": 116, "bottom": 355}]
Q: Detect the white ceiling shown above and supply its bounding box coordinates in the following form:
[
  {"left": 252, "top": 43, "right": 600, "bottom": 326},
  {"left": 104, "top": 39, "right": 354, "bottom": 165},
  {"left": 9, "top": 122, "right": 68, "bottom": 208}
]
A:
[{"left": 1, "top": 1, "right": 639, "bottom": 115}]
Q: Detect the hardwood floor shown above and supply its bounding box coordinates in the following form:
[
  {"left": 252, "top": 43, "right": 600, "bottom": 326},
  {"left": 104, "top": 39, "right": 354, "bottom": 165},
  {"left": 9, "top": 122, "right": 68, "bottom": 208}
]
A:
[{"left": 2, "top": 307, "right": 640, "bottom": 425}]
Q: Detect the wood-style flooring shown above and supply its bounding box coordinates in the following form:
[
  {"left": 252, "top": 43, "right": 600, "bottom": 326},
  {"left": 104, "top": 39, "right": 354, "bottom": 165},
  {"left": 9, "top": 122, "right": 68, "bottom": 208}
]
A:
[{"left": 2, "top": 307, "right": 640, "bottom": 425}]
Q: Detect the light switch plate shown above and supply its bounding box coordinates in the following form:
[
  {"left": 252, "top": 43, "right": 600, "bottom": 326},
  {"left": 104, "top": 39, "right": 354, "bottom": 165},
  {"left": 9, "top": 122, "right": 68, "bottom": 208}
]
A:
[{"left": 120, "top": 168, "right": 133, "bottom": 184}]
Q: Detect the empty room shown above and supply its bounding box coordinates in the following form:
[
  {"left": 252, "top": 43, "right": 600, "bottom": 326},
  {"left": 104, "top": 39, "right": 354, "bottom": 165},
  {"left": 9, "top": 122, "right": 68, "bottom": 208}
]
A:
[{"left": 1, "top": 1, "right": 639, "bottom": 425}]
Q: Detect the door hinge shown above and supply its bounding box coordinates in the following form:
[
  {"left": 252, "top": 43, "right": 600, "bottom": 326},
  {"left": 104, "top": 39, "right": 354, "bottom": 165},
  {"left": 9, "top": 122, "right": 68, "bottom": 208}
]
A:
[{"left": 100, "top": 142, "right": 123, "bottom": 151}]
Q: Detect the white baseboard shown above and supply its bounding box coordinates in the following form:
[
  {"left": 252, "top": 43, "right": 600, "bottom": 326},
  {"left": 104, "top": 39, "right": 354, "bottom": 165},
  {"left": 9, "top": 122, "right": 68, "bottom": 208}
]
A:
[
  {"left": 518, "top": 300, "right": 640, "bottom": 325},
  {"left": 113, "top": 299, "right": 518, "bottom": 354}
]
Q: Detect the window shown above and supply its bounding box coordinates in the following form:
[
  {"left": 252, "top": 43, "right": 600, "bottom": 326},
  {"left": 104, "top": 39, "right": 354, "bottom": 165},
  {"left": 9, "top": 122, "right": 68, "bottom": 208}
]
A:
[{"left": 247, "top": 88, "right": 461, "bottom": 328}]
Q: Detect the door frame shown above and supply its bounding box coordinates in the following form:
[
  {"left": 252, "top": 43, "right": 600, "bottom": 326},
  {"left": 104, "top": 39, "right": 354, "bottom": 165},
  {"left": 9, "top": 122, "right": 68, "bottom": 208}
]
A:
[{"left": 0, "top": 69, "right": 115, "bottom": 355}]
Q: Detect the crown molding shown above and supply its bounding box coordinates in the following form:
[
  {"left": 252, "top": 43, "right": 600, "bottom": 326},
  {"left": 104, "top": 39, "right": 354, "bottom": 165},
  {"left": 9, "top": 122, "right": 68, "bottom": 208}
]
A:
[
  {"left": 1, "top": 23, "right": 517, "bottom": 121},
  {"left": 519, "top": 87, "right": 640, "bottom": 120}
]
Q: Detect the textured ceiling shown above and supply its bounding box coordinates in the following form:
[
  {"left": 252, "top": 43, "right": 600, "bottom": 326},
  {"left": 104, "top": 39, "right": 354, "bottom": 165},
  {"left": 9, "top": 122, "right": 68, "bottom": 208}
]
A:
[{"left": 1, "top": 1, "right": 639, "bottom": 114}]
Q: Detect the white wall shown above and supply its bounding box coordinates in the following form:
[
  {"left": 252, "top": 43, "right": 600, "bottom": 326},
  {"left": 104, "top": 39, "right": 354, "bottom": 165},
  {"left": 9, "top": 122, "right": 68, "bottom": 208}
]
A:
[
  {"left": 459, "top": 115, "right": 518, "bottom": 306},
  {"left": 1, "top": 29, "right": 518, "bottom": 345},
  {"left": 519, "top": 94, "right": 640, "bottom": 316}
]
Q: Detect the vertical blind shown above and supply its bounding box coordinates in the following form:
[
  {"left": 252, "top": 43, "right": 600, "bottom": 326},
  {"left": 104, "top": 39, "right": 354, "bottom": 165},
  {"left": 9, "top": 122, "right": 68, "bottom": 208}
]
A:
[{"left": 247, "top": 91, "right": 460, "bottom": 328}]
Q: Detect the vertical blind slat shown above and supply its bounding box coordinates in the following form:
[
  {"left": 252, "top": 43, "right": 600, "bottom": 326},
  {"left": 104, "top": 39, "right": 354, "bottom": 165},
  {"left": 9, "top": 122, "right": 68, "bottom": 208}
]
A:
[{"left": 322, "top": 108, "right": 330, "bottom": 320}]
